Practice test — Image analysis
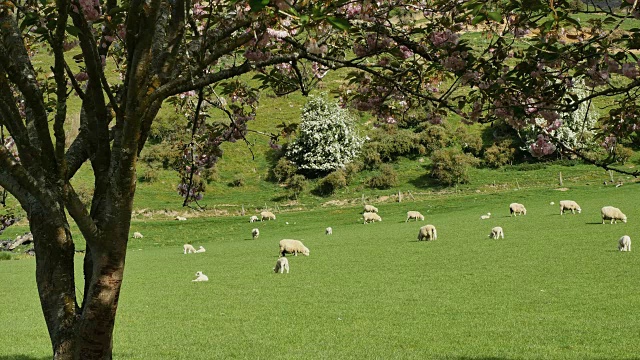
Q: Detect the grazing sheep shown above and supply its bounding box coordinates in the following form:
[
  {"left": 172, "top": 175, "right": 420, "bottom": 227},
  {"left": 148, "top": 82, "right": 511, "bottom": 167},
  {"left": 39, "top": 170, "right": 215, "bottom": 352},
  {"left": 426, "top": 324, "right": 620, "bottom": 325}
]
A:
[
  {"left": 417, "top": 225, "right": 437, "bottom": 241},
  {"left": 619, "top": 235, "right": 631, "bottom": 252},
  {"left": 559, "top": 200, "right": 582, "bottom": 215},
  {"left": 509, "top": 203, "right": 527, "bottom": 216},
  {"left": 273, "top": 257, "right": 290, "bottom": 274},
  {"left": 325, "top": 227, "right": 333, "bottom": 235},
  {"left": 406, "top": 211, "right": 425, "bottom": 222},
  {"left": 480, "top": 212, "right": 491, "bottom": 220},
  {"left": 279, "top": 239, "right": 310, "bottom": 257},
  {"left": 175, "top": 216, "right": 187, "bottom": 221},
  {"left": 252, "top": 228, "right": 260, "bottom": 240},
  {"left": 249, "top": 215, "right": 259, "bottom": 223},
  {"left": 192, "top": 271, "right": 209, "bottom": 282},
  {"left": 132, "top": 232, "right": 144, "bottom": 239},
  {"left": 195, "top": 246, "right": 206, "bottom": 253},
  {"left": 363, "top": 204, "right": 378, "bottom": 213},
  {"left": 601, "top": 206, "right": 627, "bottom": 224},
  {"left": 363, "top": 212, "right": 382, "bottom": 224},
  {"left": 260, "top": 211, "right": 276, "bottom": 221},
  {"left": 489, "top": 226, "right": 504, "bottom": 239},
  {"left": 183, "top": 244, "right": 197, "bottom": 254}
]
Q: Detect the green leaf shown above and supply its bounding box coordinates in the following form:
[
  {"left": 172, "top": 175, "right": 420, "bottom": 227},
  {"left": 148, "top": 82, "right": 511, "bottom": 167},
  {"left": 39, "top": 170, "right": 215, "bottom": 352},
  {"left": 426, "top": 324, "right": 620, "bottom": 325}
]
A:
[
  {"left": 66, "top": 25, "right": 81, "bottom": 36},
  {"left": 327, "top": 16, "right": 350, "bottom": 31},
  {"left": 471, "top": 14, "right": 485, "bottom": 26},
  {"left": 487, "top": 11, "right": 501, "bottom": 22},
  {"left": 248, "top": 0, "right": 269, "bottom": 12}
]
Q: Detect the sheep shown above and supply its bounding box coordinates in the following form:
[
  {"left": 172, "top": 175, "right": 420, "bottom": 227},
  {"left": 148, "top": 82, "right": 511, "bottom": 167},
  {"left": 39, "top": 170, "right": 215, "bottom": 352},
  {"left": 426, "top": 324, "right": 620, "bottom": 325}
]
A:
[
  {"left": 175, "top": 216, "right": 187, "bottom": 221},
  {"left": 509, "top": 203, "right": 527, "bottom": 216},
  {"left": 252, "top": 228, "right": 260, "bottom": 240},
  {"left": 549, "top": 201, "right": 555, "bottom": 205},
  {"left": 249, "top": 215, "right": 259, "bottom": 223},
  {"left": 195, "top": 246, "right": 206, "bottom": 253},
  {"left": 480, "top": 212, "right": 491, "bottom": 220},
  {"left": 183, "top": 244, "right": 197, "bottom": 254},
  {"left": 192, "top": 271, "right": 209, "bottom": 282},
  {"left": 619, "top": 235, "right": 631, "bottom": 252},
  {"left": 417, "top": 225, "right": 437, "bottom": 241},
  {"left": 489, "top": 226, "right": 504, "bottom": 239},
  {"left": 363, "top": 204, "right": 378, "bottom": 213},
  {"left": 132, "top": 232, "right": 144, "bottom": 239},
  {"left": 273, "top": 257, "right": 290, "bottom": 274},
  {"left": 363, "top": 212, "right": 382, "bottom": 224},
  {"left": 559, "top": 200, "right": 582, "bottom": 215},
  {"left": 279, "top": 239, "right": 310, "bottom": 257},
  {"left": 325, "top": 227, "right": 333, "bottom": 235},
  {"left": 405, "top": 211, "right": 425, "bottom": 222},
  {"left": 601, "top": 206, "right": 627, "bottom": 224},
  {"left": 260, "top": 211, "right": 276, "bottom": 221}
]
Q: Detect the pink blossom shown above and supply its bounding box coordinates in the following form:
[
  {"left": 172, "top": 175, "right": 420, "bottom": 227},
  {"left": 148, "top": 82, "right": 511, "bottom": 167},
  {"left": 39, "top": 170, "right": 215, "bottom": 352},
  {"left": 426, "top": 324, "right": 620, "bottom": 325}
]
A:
[
  {"left": 75, "top": 0, "right": 101, "bottom": 21},
  {"left": 546, "top": 119, "right": 562, "bottom": 131},
  {"left": 399, "top": 45, "right": 413, "bottom": 59},
  {"left": 74, "top": 72, "right": 89, "bottom": 82},
  {"left": 430, "top": 30, "right": 459, "bottom": 48},
  {"left": 267, "top": 28, "right": 289, "bottom": 39},
  {"left": 622, "top": 63, "right": 639, "bottom": 79},
  {"left": 529, "top": 135, "right": 556, "bottom": 157},
  {"left": 63, "top": 40, "right": 78, "bottom": 51}
]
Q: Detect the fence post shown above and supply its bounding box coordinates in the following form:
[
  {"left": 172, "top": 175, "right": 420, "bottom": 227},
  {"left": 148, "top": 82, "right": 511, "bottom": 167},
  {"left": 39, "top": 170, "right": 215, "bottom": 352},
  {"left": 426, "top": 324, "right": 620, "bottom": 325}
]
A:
[
  {"left": 559, "top": 172, "right": 563, "bottom": 186},
  {"left": 398, "top": 191, "right": 402, "bottom": 203}
]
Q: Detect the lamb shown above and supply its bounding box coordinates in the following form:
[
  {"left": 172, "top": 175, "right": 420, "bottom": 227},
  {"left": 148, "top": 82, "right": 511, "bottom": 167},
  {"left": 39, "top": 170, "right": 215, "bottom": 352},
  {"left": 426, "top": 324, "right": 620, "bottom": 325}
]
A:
[
  {"left": 417, "top": 225, "right": 437, "bottom": 241},
  {"left": 489, "top": 226, "right": 504, "bottom": 239},
  {"left": 509, "top": 203, "right": 527, "bottom": 216},
  {"left": 559, "top": 200, "right": 582, "bottom": 215},
  {"left": 183, "top": 244, "right": 197, "bottom": 254},
  {"left": 405, "top": 211, "right": 425, "bottom": 222},
  {"left": 249, "top": 215, "right": 259, "bottom": 223},
  {"left": 195, "top": 246, "right": 206, "bottom": 253},
  {"left": 480, "top": 212, "right": 491, "bottom": 220},
  {"left": 363, "top": 212, "right": 382, "bottom": 224},
  {"left": 279, "top": 239, "right": 310, "bottom": 257},
  {"left": 619, "top": 235, "right": 631, "bottom": 252},
  {"left": 260, "top": 211, "right": 276, "bottom": 221},
  {"left": 252, "top": 228, "right": 260, "bottom": 239},
  {"left": 273, "top": 257, "right": 290, "bottom": 274},
  {"left": 363, "top": 204, "right": 378, "bottom": 213},
  {"left": 601, "top": 206, "right": 627, "bottom": 224},
  {"left": 192, "top": 271, "right": 209, "bottom": 282},
  {"left": 132, "top": 232, "right": 144, "bottom": 239},
  {"left": 325, "top": 227, "right": 333, "bottom": 235},
  {"left": 175, "top": 216, "right": 187, "bottom": 221}
]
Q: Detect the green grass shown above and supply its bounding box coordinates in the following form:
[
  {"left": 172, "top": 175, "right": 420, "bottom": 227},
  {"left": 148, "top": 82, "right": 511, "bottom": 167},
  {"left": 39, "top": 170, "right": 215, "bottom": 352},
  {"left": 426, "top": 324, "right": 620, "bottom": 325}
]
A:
[{"left": 1, "top": 183, "right": 639, "bottom": 359}]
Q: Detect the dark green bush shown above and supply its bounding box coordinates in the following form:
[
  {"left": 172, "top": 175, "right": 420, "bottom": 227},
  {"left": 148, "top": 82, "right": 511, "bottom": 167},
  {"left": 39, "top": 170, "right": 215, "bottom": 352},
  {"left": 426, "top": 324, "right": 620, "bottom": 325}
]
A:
[
  {"left": 361, "top": 144, "right": 383, "bottom": 170},
  {"left": 140, "top": 168, "right": 159, "bottom": 183},
  {"left": 285, "top": 174, "right": 307, "bottom": 199},
  {"left": 483, "top": 140, "right": 515, "bottom": 168},
  {"left": 148, "top": 113, "right": 189, "bottom": 143},
  {"left": 272, "top": 158, "right": 298, "bottom": 183},
  {"left": 316, "top": 170, "right": 348, "bottom": 196},
  {"left": 430, "top": 148, "right": 479, "bottom": 185},
  {"left": 455, "top": 127, "right": 483, "bottom": 156},
  {"left": 419, "top": 124, "right": 454, "bottom": 154},
  {"left": 0, "top": 252, "right": 12, "bottom": 261},
  {"left": 343, "top": 162, "right": 362, "bottom": 184},
  {"left": 229, "top": 176, "right": 245, "bottom": 187},
  {"left": 367, "top": 164, "right": 398, "bottom": 189},
  {"left": 613, "top": 144, "right": 633, "bottom": 165},
  {"left": 140, "top": 143, "right": 181, "bottom": 169}
]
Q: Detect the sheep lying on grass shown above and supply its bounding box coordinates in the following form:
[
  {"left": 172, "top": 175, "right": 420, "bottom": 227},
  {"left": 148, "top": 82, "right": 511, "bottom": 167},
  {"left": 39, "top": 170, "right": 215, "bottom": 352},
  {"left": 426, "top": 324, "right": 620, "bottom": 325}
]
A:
[
  {"left": 619, "top": 235, "right": 631, "bottom": 252},
  {"left": 195, "top": 246, "right": 206, "bottom": 253},
  {"left": 175, "top": 216, "right": 187, "bottom": 221},
  {"left": 192, "top": 271, "right": 209, "bottom": 282},
  {"left": 279, "top": 239, "right": 310, "bottom": 257},
  {"left": 274, "top": 257, "right": 290, "bottom": 274},
  {"left": 559, "top": 200, "right": 582, "bottom": 215},
  {"left": 601, "top": 206, "right": 627, "bottom": 224},
  {"left": 489, "top": 226, "right": 504, "bottom": 239},
  {"left": 363, "top": 205, "right": 378, "bottom": 213},
  {"left": 252, "top": 228, "right": 260, "bottom": 239},
  {"left": 509, "top": 203, "right": 527, "bottom": 216},
  {"left": 132, "top": 232, "right": 144, "bottom": 239},
  {"left": 417, "top": 225, "right": 437, "bottom": 241},
  {"left": 249, "top": 215, "right": 259, "bottom": 223},
  {"left": 363, "top": 212, "right": 382, "bottom": 224},
  {"left": 261, "top": 211, "right": 276, "bottom": 221},
  {"left": 406, "top": 211, "right": 424, "bottom": 222},
  {"left": 325, "top": 227, "right": 333, "bottom": 235},
  {"left": 183, "top": 244, "right": 197, "bottom": 254},
  {"left": 480, "top": 213, "right": 491, "bottom": 220}
]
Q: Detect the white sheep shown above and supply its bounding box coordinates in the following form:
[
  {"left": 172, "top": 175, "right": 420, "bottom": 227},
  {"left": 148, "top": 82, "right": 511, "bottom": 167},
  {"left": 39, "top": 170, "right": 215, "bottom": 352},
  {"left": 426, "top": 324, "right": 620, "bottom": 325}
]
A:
[
  {"left": 363, "top": 212, "right": 382, "bottom": 224},
  {"left": 363, "top": 204, "right": 378, "bottom": 213},
  {"left": 480, "top": 212, "right": 491, "bottom": 220},
  {"left": 417, "top": 225, "right": 437, "bottom": 241},
  {"left": 619, "top": 235, "right": 631, "bottom": 252},
  {"left": 195, "top": 246, "right": 206, "bottom": 253},
  {"left": 249, "top": 215, "right": 259, "bottom": 223},
  {"left": 183, "top": 244, "right": 197, "bottom": 254},
  {"left": 260, "top": 211, "right": 276, "bottom": 221},
  {"left": 509, "top": 203, "right": 527, "bottom": 216},
  {"left": 279, "top": 239, "right": 310, "bottom": 257},
  {"left": 405, "top": 211, "right": 425, "bottom": 222},
  {"left": 192, "top": 271, "right": 209, "bottom": 282},
  {"left": 601, "top": 206, "right": 627, "bottom": 224},
  {"left": 325, "top": 227, "right": 333, "bottom": 235},
  {"left": 559, "top": 200, "right": 582, "bottom": 215},
  {"left": 132, "top": 232, "right": 144, "bottom": 239},
  {"left": 175, "top": 216, "right": 187, "bottom": 221},
  {"left": 549, "top": 201, "right": 555, "bottom": 205},
  {"left": 273, "top": 257, "right": 290, "bottom": 273},
  {"left": 252, "top": 228, "right": 260, "bottom": 240},
  {"left": 489, "top": 226, "right": 504, "bottom": 239}
]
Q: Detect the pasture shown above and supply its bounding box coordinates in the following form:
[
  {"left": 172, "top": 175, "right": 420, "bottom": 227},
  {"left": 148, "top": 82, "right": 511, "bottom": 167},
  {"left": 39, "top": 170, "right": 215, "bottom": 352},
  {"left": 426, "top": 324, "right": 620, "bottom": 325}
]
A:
[{"left": 1, "top": 184, "right": 639, "bottom": 359}]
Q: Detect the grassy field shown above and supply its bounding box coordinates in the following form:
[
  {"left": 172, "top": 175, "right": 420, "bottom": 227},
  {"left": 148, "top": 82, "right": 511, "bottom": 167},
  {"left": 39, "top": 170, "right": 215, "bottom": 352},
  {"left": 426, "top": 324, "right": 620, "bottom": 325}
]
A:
[{"left": 1, "top": 183, "right": 638, "bottom": 359}]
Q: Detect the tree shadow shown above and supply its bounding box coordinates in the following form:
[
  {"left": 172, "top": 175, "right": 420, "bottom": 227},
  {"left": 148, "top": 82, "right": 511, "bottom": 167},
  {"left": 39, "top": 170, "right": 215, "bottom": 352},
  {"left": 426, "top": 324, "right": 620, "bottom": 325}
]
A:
[
  {"left": 408, "top": 168, "right": 443, "bottom": 189},
  {"left": 0, "top": 356, "right": 50, "bottom": 360},
  {"left": 585, "top": 222, "right": 605, "bottom": 225}
]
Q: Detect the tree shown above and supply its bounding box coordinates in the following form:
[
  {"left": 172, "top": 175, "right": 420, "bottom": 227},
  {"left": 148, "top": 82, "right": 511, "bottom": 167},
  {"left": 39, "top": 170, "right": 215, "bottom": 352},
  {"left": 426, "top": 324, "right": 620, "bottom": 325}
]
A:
[{"left": 2, "top": 0, "right": 640, "bottom": 358}]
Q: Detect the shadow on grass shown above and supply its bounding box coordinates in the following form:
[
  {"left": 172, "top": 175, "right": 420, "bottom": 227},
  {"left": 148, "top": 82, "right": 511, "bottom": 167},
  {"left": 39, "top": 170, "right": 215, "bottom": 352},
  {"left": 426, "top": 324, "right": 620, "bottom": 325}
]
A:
[
  {"left": 0, "top": 356, "right": 49, "bottom": 360},
  {"left": 585, "top": 222, "right": 605, "bottom": 225}
]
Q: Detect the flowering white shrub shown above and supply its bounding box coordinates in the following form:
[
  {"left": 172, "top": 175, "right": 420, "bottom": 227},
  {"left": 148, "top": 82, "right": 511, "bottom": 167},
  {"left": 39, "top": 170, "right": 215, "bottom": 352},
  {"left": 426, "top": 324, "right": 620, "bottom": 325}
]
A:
[{"left": 287, "top": 96, "right": 364, "bottom": 173}]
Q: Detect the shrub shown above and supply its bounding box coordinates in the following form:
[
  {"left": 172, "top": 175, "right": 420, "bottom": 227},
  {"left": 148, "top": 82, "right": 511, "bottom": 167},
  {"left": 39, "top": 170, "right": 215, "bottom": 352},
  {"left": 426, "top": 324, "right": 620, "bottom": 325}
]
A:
[
  {"left": 343, "top": 162, "right": 362, "bottom": 184},
  {"left": 430, "top": 148, "right": 479, "bottom": 186},
  {"left": 148, "top": 113, "right": 189, "bottom": 143},
  {"left": 455, "top": 127, "right": 483, "bottom": 156},
  {"left": 613, "top": 144, "right": 633, "bottom": 165},
  {"left": 0, "top": 252, "right": 12, "bottom": 261},
  {"left": 229, "top": 176, "right": 245, "bottom": 187},
  {"left": 201, "top": 167, "right": 219, "bottom": 184},
  {"left": 484, "top": 140, "right": 515, "bottom": 168},
  {"left": 286, "top": 96, "right": 364, "bottom": 173},
  {"left": 315, "top": 170, "right": 348, "bottom": 196},
  {"left": 368, "top": 128, "right": 426, "bottom": 161},
  {"left": 140, "top": 167, "right": 159, "bottom": 183},
  {"left": 272, "top": 158, "right": 298, "bottom": 183},
  {"left": 141, "top": 143, "right": 181, "bottom": 169},
  {"left": 361, "top": 143, "right": 383, "bottom": 170},
  {"left": 367, "top": 164, "right": 398, "bottom": 189},
  {"left": 285, "top": 174, "right": 307, "bottom": 199},
  {"left": 419, "top": 124, "right": 454, "bottom": 154}
]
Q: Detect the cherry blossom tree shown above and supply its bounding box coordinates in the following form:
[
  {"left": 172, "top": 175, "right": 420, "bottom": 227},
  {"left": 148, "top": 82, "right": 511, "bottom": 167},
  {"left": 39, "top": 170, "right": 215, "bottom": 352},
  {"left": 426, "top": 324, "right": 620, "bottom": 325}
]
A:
[{"left": 1, "top": 0, "right": 640, "bottom": 358}]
